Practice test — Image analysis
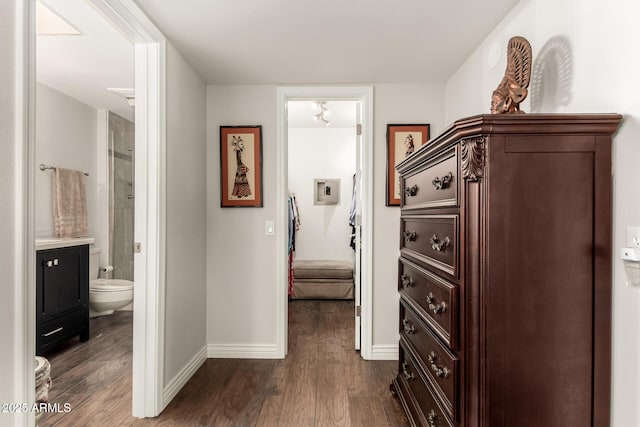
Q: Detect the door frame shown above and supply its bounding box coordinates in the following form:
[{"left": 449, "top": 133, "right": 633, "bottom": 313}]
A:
[
  {"left": 276, "top": 86, "right": 374, "bottom": 359},
  {"left": 15, "top": 0, "right": 168, "bottom": 421}
]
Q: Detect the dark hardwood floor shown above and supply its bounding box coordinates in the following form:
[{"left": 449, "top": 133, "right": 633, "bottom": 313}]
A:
[{"left": 40, "top": 300, "right": 408, "bottom": 426}]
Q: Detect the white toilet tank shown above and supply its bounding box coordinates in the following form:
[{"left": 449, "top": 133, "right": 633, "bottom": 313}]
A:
[{"left": 89, "top": 248, "right": 101, "bottom": 280}]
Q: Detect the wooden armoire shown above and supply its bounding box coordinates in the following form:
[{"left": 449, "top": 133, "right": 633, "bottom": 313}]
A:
[{"left": 390, "top": 114, "right": 622, "bottom": 427}]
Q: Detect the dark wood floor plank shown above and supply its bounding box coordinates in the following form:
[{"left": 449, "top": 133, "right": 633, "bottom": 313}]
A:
[
  {"left": 253, "top": 360, "right": 289, "bottom": 427},
  {"left": 348, "top": 396, "right": 392, "bottom": 427},
  {"left": 39, "top": 302, "right": 408, "bottom": 427},
  {"left": 316, "top": 360, "right": 351, "bottom": 426}
]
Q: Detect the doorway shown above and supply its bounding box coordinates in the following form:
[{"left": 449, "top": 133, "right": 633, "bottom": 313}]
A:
[
  {"left": 34, "top": 0, "right": 136, "bottom": 421},
  {"left": 17, "top": 0, "right": 167, "bottom": 423},
  {"left": 276, "top": 87, "right": 374, "bottom": 359}
]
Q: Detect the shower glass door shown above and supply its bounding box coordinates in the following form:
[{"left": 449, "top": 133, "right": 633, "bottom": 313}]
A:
[{"left": 108, "top": 112, "right": 135, "bottom": 281}]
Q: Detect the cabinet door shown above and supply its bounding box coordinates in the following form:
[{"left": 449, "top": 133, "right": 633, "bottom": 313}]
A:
[{"left": 37, "top": 246, "right": 88, "bottom": 319}]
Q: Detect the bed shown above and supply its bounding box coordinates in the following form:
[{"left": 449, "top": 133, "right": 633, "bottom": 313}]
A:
[{"left": 291, "top": 260, "right": 354, "bottom": 299}]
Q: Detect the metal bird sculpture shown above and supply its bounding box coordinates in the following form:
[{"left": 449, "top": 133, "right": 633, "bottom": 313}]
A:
[{"left": 491, "top": 36, "right": 532, "bottom": 114}]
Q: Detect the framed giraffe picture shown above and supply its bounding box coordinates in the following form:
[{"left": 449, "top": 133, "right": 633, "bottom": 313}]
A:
[
  {"left": 220, "top": 125, "right": 263, "bottom": 207},
  {"left": 386, "top": 123, "right": 430, "bottom": 206}
]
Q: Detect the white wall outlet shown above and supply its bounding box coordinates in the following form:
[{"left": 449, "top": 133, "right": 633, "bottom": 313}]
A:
[{"left": 626, "top": 226, "right": 640, "bottom": 248}]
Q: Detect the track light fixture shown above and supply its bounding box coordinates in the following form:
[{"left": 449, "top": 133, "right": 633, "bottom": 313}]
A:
[{"left": 313, "top": 101, "right": 330, "bottom": 127}]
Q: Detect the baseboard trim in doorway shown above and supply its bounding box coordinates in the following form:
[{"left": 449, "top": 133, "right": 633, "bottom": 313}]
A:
[
  {"left": 162, "top": 345, "right": 207, "bottom": 409},
  {"left": 207, "top": 343, "right": 280, "bottom": 359},
  {"left": 370, "top": 344, "right": 399, "bottom": 360}
]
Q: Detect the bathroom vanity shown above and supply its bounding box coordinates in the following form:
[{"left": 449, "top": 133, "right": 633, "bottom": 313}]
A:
[{"left": 36, "top": 238, "right": 92, "bottom": 355}]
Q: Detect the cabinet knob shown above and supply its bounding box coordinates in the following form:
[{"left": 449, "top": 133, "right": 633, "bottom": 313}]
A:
[
  {"left": 427, "top": 351, "right": 450, "bottom": 379},
  {"left": 426, "top": 292, "right": 447, "bottom": 315},
  {"left": 432, "top": 171, "right": 454, "bottom": 190},
  {"left": 403, "top": 231, "right": 417, "bottom": 242},
  {"left": 404, "top": 185, "right": 419, "bottom": 197},
  {"left": 401, "top": 361, "right": 414, "bottom": 381},
  {"left": 46, "top": 260, "right": 53, "bottom": 268},
  {"left": 402, "top": 318, "right": 415, "bottom": 334},
  {"left": 400, "top": 274, "right": 414, "bottom": 288},
  {"left": 429, "top": 234, "right": 450, "bottom": 252},
  {"left": 427, "top": 409, "right": 438, "bottom": 427}
]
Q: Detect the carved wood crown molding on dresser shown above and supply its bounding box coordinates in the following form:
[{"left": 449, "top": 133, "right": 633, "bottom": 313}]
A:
[{"left": 460, "top": 136, "right": 485, "bottom": 182}]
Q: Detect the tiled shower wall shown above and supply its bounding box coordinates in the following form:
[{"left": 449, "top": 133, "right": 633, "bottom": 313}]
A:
[{"left": 108, "top": 112, "right": 134, "bottom": 281}]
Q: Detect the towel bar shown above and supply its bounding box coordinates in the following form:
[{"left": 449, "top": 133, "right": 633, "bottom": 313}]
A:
[{"left": 39, "top": 163, "right": 89, "bottom": 176}]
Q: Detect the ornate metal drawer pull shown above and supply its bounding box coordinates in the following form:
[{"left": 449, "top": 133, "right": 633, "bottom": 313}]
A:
[
  {"left": 404, "top": 185, "right": 418, "bottom": 197},
  {"left": 427, "top": 409, "right": 438, "bottom": 427},
  {"left": 401, "top": 361, "right": 415, "bottom": 380},
  {"left": 432, "top": 171, "right": 453, "bottom": 190},
  {"left": 429, "top": 234, "right": 450, "bottom": 251},
  {"left": 400, "top": 274, "right": 414, "bottom": 288},
  {"left": 402, "top": 318, "right": 415, "bottom": 334},
  {"left": 403, "top": 231, "right": 417, "bottom": 242},
  {"left": 426, "top": 292, "right": 447, "bottom": 314},
  {"left": 427, "top": 351, "right": 450, "bottom": 379}
]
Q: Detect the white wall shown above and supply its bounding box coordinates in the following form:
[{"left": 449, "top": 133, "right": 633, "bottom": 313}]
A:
[
  {"left": 207, "top": 85, "right": 279, "bottom": 351},
  {"left": 372, "top": 83, "right": 445, "bottom": 352},
  {"left": 0, "top": 1, "right": 18, "bottom": 424},
  {"left": 444, "top": 0, "right": 640, "bottom": 424},
  {"left": 206, "top": 83, "right": 445, "bottom": 356},
  {"left": 35, "top": 83, "right": 98, "bottom": 244},
  {"left": 163, "top": 43, "right": 208, "bottom": 385},
  {"left": 288, "top": 127, "right": 355, "bottom": 262}
]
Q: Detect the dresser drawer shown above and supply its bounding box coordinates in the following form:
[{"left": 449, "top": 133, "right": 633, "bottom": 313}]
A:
[
  {"left": 398, "top": 341, "right": 454, "bottom": 427},
  {"left": 399, "top": 258, "right": 459, "bottom": 349},
  {"left": 401, "top": 215, "right": 458, "bottom": 279},
  {"left": 402, "top": 147, "right": 458, "bottom": 209},
  {"left": 400, "top": 301, "right": 459, "bottom": 421}
]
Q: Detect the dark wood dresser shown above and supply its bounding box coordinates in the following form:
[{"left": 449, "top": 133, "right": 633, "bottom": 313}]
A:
[{"left": 390, "top": 114, "right": 622, "bottom": 427}]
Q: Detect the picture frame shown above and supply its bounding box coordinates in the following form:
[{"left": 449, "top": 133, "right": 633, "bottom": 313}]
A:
[
  {"left": 386, "top": 123, "right": 430, "bottom": 206},
  {"left": 220, "top": 125, "right": 263, "bottom": 207},
  {"left": 313, "top": 178, "right": 340, "bottom": 205}
]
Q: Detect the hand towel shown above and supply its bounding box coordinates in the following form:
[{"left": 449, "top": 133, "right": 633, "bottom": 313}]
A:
[{"left": 52, "top": 167, "right": 88, "bottom": 238}]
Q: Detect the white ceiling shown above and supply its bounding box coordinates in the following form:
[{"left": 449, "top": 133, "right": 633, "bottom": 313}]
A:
[
  {"left": 135, "top": 0, "right": 521, "bottom": 84},
  {"left": 35, "top": 0, "right": 522, "bottom": 125},
  {"left": 37, "top": 0, "right": 134, "bottom": 121}
]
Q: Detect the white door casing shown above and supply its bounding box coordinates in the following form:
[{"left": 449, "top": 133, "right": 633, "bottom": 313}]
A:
[
  {"left": 276, "top": 86, "right": 374, "bottom": 359},
  {"left": 354, "top": 101, "right": 362, "bottom": 351},
  {"left": 86, "top": 0, "right": 167, "bottom": 417},
  {"left": 16, "top": 0, "right": 168, "bottom": 421}
]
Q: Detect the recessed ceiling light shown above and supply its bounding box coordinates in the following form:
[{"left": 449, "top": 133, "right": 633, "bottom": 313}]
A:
[{"left": 36, "top": 1, "right": 82, "bottom": 36}]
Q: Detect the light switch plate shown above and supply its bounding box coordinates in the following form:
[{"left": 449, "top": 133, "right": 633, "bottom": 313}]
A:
[{"left": 265, "top": 220, "right": 275, "bottom": 236}]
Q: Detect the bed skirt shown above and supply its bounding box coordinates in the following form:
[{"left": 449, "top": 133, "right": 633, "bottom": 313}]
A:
[{"left": 291, "top": 260, "right": 354, "bottom": 300}]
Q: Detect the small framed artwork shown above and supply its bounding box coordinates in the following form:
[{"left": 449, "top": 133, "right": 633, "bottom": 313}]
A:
[
  {"left": 386, "top": 124, "right": 430, "bottom": 206},
  {"left": 220, "top": 125, "right": 263, "bottom": 207},
  {"left": 313, "top": 178, "right": 340, "bottom": 205}
]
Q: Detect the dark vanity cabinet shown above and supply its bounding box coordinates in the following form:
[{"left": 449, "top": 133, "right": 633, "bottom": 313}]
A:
[{"left": 36, "top": 244, "right": 90, "bottom": 354}]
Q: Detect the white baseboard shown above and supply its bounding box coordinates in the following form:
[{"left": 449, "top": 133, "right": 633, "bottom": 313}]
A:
[
  {"left": 370, "top": 344, "right": 399, "bottom": 360},
  {"left": 207, "top": 343, "right": 281, "bottom": 359},
  {"left": 162, "top": 345, "right": 207, "bottom": 409}
]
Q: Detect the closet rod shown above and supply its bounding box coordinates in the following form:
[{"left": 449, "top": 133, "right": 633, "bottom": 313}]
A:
[{"left": 39, "top": 163, "right": 89, "bottom": 176}]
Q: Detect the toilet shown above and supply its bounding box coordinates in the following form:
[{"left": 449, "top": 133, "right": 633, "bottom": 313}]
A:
[{"left": 89, "top": 248, "right": 133, "bottom": 317}]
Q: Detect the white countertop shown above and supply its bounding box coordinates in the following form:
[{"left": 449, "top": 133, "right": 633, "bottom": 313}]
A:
[{"left": 35, "top": 237, "right": 95, "bottom": 251}]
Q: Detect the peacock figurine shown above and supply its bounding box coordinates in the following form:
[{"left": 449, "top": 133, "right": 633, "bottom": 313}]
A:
[{"left": 491, "top": 36, "right": 532, "bottom": 114}]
